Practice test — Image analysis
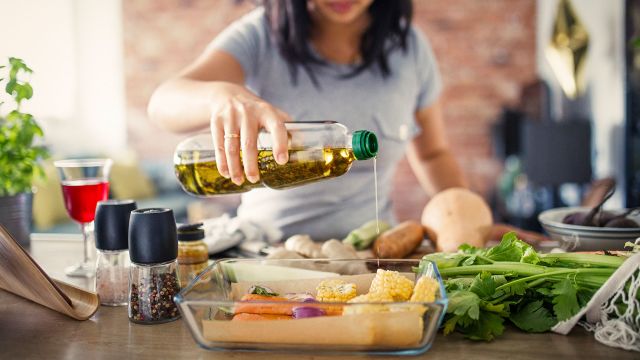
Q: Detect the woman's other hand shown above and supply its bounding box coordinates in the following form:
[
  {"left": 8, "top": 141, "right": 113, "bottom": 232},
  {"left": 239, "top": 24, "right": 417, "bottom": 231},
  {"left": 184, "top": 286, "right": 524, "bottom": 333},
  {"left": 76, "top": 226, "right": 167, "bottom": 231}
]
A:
[{"left": 209, "top": 84, "right": 291, "bottom": 185}]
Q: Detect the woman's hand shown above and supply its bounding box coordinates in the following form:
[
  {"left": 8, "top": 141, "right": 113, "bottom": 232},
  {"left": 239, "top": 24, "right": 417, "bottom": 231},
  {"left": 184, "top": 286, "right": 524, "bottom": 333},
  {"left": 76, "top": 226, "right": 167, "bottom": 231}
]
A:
[{"left": 210, "top": 83, "right": 291, "bottom": 185}]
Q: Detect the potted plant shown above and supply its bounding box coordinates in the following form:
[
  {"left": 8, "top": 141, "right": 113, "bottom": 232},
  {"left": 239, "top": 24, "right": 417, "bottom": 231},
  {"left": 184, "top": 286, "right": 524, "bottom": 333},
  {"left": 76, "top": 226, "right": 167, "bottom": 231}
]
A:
[{"left": 0, "top": 57, "right": 49, "bottom": 247}]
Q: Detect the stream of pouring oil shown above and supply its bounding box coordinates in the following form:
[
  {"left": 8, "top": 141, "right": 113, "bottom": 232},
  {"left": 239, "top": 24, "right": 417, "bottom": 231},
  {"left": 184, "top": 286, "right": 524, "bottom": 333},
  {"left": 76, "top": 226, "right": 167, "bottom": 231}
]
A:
[{"left": 374, "top": 157, "right": 380, "bottom": 267}]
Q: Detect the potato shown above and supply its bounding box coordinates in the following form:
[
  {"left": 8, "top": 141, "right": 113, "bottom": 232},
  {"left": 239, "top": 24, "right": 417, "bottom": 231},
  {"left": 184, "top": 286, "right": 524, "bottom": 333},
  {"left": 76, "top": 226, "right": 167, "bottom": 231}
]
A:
[
  {"left": 372, "top": 221, "right": 424, "bottom": 258},
  {"left": 421, "top": 188, "right": 492, "bottom": 252}
]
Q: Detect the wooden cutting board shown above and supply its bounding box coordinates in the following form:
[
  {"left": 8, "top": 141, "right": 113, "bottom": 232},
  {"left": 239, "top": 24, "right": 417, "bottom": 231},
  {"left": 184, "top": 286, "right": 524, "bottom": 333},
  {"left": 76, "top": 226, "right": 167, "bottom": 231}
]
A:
[{"left": 0, "top": 225, "right": 99, "bottom": 320}]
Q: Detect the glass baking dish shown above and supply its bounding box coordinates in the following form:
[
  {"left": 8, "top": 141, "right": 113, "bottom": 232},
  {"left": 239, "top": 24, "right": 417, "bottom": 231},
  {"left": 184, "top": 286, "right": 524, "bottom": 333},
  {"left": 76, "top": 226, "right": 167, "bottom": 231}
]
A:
[{"left": 174, "top": 258, "right": 448, "bottom": 356}]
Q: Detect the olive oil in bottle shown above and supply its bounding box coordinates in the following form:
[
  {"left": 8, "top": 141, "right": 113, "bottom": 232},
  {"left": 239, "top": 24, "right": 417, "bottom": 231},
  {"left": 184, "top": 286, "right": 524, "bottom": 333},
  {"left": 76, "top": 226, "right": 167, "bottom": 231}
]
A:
[{"left": 173, "top": 121, "right": 377, "bottom": 196}]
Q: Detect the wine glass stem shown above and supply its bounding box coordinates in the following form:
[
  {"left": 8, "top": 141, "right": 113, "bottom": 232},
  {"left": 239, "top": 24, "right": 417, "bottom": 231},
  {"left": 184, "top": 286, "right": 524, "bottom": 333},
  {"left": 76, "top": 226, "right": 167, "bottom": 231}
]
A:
[{"left": 81, "top": 222, "right": 92, "bottom": 263}]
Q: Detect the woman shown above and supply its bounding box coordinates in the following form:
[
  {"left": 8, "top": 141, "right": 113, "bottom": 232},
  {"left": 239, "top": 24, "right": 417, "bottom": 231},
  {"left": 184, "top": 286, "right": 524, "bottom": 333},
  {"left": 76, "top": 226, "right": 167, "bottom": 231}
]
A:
[{"left": 148, "top": 0, "right": 467, "bottom": 240}]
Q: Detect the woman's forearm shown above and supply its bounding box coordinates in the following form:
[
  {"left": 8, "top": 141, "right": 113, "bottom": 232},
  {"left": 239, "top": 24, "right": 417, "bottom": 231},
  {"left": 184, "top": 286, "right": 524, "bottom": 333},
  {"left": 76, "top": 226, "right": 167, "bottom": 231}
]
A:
[
  {"left": 147, "top": 79, "right": 236, "bottom": 133},
  {"left": 406, "top": 148, "right": 468, "bottom": 196}
]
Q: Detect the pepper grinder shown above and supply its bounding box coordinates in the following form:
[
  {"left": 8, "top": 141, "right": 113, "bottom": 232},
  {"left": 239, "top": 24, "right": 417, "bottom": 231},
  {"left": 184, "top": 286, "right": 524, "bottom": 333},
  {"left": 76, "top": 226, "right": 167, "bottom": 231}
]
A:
[
  {"left": 94, "top": 199, "right": 137, "bottom": 306},
  {"left": 128, "top": 208, "right": 180, "bottom": 324}
]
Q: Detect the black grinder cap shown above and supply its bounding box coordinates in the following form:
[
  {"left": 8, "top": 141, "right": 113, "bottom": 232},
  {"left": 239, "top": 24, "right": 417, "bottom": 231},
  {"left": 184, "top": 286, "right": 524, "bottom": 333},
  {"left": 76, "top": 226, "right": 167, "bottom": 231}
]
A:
[
  {"left": 177, "top": 222, "right": 205, "bottom": 241},
  {"left": 128, "top": 208, "right": 178, "bottom": 264},
  {"left": 95, "top": 199, "right": 137, "bottom": 251}
]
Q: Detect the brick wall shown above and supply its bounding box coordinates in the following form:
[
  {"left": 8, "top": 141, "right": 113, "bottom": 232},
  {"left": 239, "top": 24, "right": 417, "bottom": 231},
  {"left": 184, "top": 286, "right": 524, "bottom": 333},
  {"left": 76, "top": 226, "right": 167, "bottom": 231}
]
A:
[{"left": 122, "top": 0, "right": 537, "bottom": 221}]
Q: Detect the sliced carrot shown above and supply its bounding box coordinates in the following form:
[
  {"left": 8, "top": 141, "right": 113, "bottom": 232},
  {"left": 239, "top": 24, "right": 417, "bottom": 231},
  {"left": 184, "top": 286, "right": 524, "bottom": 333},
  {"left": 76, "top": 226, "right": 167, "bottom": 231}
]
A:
[
  {"left": 234, "top": 294, "right": 343, "bottom": 316},
  {"left": 234, "top": 294, "right": 294, "bottom": 315},
  {"left": 232, "top": 313, "right": 292, "bottom": 321}
]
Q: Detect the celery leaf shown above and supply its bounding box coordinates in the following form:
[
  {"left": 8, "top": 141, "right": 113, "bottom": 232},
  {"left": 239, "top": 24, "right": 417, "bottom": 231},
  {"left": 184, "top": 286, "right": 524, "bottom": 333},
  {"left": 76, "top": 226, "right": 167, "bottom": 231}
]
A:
[{"left": 551, "top": 278, "right": 580, "bottom": 321}]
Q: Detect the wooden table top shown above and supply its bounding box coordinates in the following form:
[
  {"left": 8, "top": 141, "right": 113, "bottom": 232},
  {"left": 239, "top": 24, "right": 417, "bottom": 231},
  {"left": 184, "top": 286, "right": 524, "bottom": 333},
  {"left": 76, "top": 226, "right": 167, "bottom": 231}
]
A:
[{"left": 0, "top": 235, "right": 634, "bottom": 359}]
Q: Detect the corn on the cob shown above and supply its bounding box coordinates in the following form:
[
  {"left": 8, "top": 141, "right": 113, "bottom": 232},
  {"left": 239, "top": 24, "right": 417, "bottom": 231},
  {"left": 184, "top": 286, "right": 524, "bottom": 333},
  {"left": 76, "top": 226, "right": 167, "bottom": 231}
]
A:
[
  {"left": 368, "top": 269, "right": 414, "bottom": 301},
  {"left": 343, "top": 293, "right": 394, "bottom": 315},
  {"left": 348, "top": 292, "right": 394, "bottom": 303},
  {"left": 410, "top": 276, "right": 439, "bottom": 303},
  {"left": 316, "top": 279, "right": 357, "bottom": 302}
]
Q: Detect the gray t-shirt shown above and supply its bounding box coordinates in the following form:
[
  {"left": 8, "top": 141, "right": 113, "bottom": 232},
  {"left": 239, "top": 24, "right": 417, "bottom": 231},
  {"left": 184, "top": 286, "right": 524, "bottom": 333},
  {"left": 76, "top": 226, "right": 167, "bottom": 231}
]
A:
[{"left": 209, "top": 8, "right": 442, "bottom": 240}]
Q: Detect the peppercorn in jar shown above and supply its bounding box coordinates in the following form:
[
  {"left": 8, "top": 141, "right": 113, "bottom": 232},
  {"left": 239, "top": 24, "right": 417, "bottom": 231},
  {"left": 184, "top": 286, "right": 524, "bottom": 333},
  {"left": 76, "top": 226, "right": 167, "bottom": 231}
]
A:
[{"left": 128, "top": 208, "right": 180, "bottom": 324}]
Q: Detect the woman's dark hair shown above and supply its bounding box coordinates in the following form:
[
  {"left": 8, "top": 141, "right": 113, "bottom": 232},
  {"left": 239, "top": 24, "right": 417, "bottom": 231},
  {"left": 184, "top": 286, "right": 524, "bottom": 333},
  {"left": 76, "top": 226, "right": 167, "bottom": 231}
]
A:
[{"left": 263, "top": 0, "right": 413, "bottom": 85}]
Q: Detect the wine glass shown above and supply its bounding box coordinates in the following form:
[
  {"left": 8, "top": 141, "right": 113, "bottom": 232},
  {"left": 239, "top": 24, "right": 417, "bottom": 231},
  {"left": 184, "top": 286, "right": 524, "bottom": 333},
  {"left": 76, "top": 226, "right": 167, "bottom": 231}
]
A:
[{"left": 54, "top": 158, "right": 112, "bottom": 277}]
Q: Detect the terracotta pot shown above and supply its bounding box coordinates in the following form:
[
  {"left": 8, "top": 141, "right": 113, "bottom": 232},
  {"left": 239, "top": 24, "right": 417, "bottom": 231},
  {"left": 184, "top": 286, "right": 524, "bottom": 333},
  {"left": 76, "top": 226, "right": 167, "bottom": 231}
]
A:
[{"left": 0, "top": 192, "right": 33, "bottom": 248}]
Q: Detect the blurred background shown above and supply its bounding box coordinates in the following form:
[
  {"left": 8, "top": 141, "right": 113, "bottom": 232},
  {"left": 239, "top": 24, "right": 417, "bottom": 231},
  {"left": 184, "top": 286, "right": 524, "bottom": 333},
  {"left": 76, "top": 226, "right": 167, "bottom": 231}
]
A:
[{"left": 1, "top": 0, "right": 638, "bottom": 234}]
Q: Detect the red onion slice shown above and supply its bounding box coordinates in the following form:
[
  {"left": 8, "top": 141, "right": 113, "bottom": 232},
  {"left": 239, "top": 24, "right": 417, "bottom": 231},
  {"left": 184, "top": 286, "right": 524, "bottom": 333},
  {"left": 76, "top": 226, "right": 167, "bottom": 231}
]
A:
[{"left": 292, "top": 306, "right": 326, "bottom": 319}]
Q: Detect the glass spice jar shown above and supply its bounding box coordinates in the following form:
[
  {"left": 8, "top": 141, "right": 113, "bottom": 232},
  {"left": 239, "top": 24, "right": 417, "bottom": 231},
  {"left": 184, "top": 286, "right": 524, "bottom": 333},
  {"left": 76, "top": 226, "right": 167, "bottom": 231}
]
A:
[
  {"left": 95, "top": 250, "right": 130, "bottom": 306},
  {"left": 177, "top": 223, "right": 209, "bottom": 288},
  {"left": 129, "top": 260, "right": 180, "bottom": 324},
  {"left": 94, "top": 200, "right": 137, "bottom": 306},
  {"left": 128, "top": 208, "right": 180, "bottom": 324}
]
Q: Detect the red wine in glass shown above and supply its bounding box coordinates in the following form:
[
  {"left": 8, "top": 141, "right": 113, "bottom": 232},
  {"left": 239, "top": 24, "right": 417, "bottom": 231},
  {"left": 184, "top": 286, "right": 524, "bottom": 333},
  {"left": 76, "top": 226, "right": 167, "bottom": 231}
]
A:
[
  {"left": 61, "top": 179, "right": 110, "bottom": 223},
  {"left": 55, "top": 158, "right": 112, "bottom": 278}
]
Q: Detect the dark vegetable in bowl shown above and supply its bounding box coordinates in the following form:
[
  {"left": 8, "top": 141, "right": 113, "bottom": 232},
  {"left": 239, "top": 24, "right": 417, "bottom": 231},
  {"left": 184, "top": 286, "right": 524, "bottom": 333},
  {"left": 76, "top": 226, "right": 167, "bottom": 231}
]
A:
[
  {"left": 602, "top": 209, "right": 640, "bottom": 228},
  {"left": 561, "top": 188, "right": 640, "bottom": 228}
]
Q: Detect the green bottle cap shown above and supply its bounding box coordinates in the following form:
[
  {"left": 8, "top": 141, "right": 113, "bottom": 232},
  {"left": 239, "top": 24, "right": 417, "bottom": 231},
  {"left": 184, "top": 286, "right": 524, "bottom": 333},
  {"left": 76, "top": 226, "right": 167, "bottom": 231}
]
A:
[{"left": 352, "top": 130, "right": 378, "bottom": 160}]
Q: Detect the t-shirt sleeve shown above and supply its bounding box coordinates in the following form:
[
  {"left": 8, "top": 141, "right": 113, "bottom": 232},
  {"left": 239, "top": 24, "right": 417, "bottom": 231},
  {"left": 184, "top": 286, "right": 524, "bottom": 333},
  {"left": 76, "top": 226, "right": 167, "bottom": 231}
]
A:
[
  {"left": 412, "top": 27, "right": 443, "bottom": 111},
  {"left": 206, "top": 8, "right": 268, "bottom": 81}
]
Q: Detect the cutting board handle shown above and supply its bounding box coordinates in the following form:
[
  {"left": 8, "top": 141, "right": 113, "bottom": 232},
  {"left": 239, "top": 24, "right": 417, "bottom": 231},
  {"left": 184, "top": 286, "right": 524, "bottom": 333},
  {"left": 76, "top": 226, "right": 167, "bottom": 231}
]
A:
[{"left": 0, "top": 225, "right": 99, "bottom": 320}]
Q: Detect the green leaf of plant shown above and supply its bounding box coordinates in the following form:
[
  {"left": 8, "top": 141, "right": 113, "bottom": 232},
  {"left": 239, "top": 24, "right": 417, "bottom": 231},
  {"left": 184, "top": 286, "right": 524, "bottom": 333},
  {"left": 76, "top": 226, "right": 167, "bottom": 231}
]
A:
[
  {"left": 249, "top": 285, "right": 279, "bottom": 297},
  {"left": 447, "top": 290, "right": 481, "bottom": 320},
  {"left": 5, "top": 79, "right": 16, "bottom": 95},
  {"left": 498, "top": 280, "right": 528, "bottom": 297},
  {"left": 459, "top": 243, "right": 482, "bottom": 254},
  {"left": 445, "top": 277, "right": 475, "bottom": 291},
  {"left": 521, "top": 246, "right": 541, "bottom": 265},
  {"left": 484, "top": 232, "right": 540, "bottom": 264},
  {"left": 484, "top": 232, "right": 524, "bottom": 262},
  {"left": 551, "top": 278, "right": 581, "bottom": 321},
  {"left": 510, "top": 300, "right": 556, "bottom": 332},
  {"left": 421, "top": 253, "right": 467, "bottom": 270},
  {"left": 482, "top": 302, "right": 510, "bottom": 317},
  {"left": 537, "top": 287, "right": 553, "bottom": 297},
  {"left": 443, "top": 315, "right": 460, "bottom": 335},
  {"left": 462, "top": 312, "right": 505, "bottom": 341},
  {"left": 0, "top": 57, "right": 48, "bottom": 195},
  {"left": 470, "top": 272, "right": 498, "bottom": 299}
]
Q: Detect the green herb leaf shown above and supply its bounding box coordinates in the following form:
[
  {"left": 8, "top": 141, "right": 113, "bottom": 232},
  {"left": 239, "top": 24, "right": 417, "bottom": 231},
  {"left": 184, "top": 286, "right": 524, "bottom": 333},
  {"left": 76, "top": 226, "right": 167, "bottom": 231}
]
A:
[
  {"left": 470, "top": 272, "right": 498, "bottom": 299},
  {"left": 443, "top": 315, "right": 460, "bottom": 335},
  {"left": 421, "top": 253, "right": 467, "bottom": 270},
  {"left": 483, "top": 232, "right": 524, "bottom": 261},
  {"left": 536, "top": 287, "right": 553, "bottom": 297},
  {"left": 249, "top": 285, "right": 279, "bottom": 297},
  {"left": 482, "top": 302, "right": 510, "bottom": 317},
  {"left": 462, "top": 312, "right": 505, "bottom": 341},
  {"left": 484, "top": 232, "right": 540, "bottom": 264},
  {"left": 448, "top": 290, "right": 481, "bottom": 320},
  {"left": 498, "top": 279, "right": 528, "bottom": 297},
  {"left": 510, "top": 300, "right": 556, "bottom": 332},
  {"left": 0, "top": 57, "right": 49, "bottom": 196},
  {"left": 459, "top": 243, "right": 482, "bottom": 254},
  {"left": 551, "top": 278, "right": 581, "bottom": 321},
  {"left": 445, "top": 277, "right": 475, "bottom": 291}
]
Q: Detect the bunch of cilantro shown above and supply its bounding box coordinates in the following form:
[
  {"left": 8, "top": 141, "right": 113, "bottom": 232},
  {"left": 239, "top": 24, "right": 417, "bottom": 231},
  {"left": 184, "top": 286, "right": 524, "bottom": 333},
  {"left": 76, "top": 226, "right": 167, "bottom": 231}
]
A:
[{"left": 420, "top": 232, "right": 627, "bottom": 341}]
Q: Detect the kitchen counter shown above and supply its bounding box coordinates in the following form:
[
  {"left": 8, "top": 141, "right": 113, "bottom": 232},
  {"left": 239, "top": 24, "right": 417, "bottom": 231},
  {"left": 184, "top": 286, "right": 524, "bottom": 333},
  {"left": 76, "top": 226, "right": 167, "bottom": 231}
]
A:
[{"left": 0, "top": 235, "right": 635, "bottom": 359}]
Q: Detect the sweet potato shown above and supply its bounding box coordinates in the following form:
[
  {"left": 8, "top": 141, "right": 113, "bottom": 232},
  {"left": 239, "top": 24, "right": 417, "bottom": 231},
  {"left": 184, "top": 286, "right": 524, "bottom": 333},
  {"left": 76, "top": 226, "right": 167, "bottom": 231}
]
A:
[{"left": 372, "top": 221, "right": 424, "bottom": 258}]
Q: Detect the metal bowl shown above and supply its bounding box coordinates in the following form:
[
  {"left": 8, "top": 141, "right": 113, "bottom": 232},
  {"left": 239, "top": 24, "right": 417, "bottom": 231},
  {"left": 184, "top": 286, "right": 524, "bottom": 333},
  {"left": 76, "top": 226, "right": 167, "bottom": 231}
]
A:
[{"left": 538, "top": 207, "right": 640, "bottom": 251}]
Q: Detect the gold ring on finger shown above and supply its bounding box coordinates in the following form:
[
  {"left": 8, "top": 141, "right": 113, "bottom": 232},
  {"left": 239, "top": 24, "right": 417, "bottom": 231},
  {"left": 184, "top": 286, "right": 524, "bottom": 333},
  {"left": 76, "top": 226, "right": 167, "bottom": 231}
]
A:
[{"left": 224, "top": 133, "right": 240, "bottom": 140}]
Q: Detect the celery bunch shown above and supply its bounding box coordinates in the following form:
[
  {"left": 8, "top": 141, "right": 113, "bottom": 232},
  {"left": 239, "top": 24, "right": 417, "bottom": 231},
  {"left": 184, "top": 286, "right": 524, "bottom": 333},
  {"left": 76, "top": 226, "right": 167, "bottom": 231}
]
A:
[{"left": 419, "top": 232, "right": 630, "bottom": 341}]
